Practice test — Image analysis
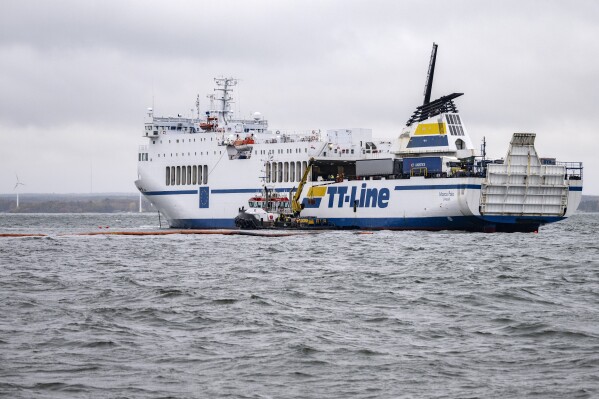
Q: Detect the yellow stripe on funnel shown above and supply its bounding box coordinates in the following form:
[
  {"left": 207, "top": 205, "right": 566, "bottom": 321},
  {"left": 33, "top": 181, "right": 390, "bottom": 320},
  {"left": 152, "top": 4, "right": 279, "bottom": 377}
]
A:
[{"left": 414, "top": 122, "right": 447, "bottom": 135}]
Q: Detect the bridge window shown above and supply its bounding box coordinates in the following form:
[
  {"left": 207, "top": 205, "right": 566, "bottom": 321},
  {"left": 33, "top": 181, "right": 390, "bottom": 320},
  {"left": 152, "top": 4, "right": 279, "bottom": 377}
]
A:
[
  {"left": 176, "top": 166, "right": 181, "bottom": 185},
  {"left": 166, "top": 167, "right": 170, "bottom": 186},
  {"left": 203, "top": 165, "right": 208, "bottom": 184},
  {"left": 193, "top": 166, "right": 197, "bottom": 184}
]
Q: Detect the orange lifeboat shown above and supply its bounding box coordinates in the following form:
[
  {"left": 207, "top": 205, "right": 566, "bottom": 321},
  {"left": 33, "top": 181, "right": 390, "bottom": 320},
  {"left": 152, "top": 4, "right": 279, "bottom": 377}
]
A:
[{"left": 200, "top": 116, "right": 219, "bottom": 131}]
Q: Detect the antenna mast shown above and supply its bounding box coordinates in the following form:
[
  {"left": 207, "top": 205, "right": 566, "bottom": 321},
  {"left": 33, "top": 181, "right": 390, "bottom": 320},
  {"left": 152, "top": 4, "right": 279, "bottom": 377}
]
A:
[
  {"left": 213, "top": 77, "right": 237, "bottom": 125},
  {"left": 481, "top": 136, "right": 487, "bottom": 160},
  {"left": 196, "top": 94, "right": 200, "bottom": 120},
  {"left": 423, "top": 42, "right": 438, "bottom": 106}
]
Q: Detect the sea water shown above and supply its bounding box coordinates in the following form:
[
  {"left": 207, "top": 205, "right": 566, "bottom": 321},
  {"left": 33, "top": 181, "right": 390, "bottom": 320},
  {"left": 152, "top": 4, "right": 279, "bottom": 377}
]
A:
[{"left": 1, "top": 213, "right": 598, "bottom": 398}]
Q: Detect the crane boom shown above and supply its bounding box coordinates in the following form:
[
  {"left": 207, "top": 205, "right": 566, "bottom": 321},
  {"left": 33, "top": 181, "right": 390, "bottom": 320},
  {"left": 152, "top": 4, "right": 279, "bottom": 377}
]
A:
[{"left": 291, "top": 157, "right": 315, "bottom": 214}]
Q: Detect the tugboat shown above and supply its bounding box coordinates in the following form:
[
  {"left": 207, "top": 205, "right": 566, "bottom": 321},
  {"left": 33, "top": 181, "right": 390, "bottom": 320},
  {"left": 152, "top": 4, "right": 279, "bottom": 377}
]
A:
[
  {"left": 234, "top": 187, "right": 293, "bottom": 228},
  {"left": 235, "top": 158, "right": 334, "bottom": 229}
]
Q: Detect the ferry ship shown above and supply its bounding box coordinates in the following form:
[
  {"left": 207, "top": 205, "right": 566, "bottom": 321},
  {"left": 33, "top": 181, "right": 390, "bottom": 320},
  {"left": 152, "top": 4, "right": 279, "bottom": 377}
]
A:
[{"left": 135, "top": 44, "right": 583, "bottom": 232}]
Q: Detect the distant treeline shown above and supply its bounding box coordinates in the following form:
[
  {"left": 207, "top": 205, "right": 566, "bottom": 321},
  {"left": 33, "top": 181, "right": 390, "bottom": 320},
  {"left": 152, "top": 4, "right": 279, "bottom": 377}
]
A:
[
  {"left": 578, "top": 195, "right": 599, "bottom": 212},
  {"left": 0, "top": 194, "right": 153, "bottom": 213}
]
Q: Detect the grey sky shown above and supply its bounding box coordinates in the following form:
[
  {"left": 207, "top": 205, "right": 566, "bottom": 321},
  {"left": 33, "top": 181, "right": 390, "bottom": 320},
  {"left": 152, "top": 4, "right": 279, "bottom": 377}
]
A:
[{"left": 1, "top": 0, "right": 597, "bottom": 194}]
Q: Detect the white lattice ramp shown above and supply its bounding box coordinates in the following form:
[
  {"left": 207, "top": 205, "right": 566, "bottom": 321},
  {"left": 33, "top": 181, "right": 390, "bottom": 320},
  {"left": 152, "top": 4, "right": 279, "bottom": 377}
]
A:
[{"left": 480, "top": 133, "right": 568, "bottom": 216}]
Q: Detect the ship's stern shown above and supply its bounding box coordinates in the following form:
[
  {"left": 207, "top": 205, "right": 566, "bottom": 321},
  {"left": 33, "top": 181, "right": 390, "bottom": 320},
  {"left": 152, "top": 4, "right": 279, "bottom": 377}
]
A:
[{"left": 471, "top": 133, "right": 583, "bottom": 232}]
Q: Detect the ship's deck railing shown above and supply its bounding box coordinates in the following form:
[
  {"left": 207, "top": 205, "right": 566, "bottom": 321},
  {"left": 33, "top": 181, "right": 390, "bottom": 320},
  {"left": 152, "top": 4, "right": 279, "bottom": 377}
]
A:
[
  {"left": 320, "top": 150, "right": 392, "bottom": 159},
  {"left": 312, "top": 172, "right": 485, "bottom": 184},
  {"left": 267, "top": 133, "right": 321, "bottom": 143},
  {"left": 558, "top": 161, "right": 583, "bottom": 179},
  {"left": 217, "top": 132, "right": 322, "bottom": 146},
  {"left": 152, "top": 116, "right": 200, "bottom": 123}
]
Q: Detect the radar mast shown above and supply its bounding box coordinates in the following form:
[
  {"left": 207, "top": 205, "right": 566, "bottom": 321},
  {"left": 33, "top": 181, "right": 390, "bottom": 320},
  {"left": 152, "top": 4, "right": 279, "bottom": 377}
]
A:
[{"left": 213, "top": 77, "right": 237, "bottom": 125}]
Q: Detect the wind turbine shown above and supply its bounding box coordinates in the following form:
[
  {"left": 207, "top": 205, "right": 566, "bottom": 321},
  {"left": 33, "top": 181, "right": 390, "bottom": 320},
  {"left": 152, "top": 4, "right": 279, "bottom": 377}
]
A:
[{"left": 14, "top": 174, "right": 25, "bottom": 208}]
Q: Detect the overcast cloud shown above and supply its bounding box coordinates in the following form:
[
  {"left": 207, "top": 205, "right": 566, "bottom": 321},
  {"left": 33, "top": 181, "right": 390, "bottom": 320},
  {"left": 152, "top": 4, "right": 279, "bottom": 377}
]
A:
[{"left": 1, "top": 0, "right": 598, "bottom": 194}]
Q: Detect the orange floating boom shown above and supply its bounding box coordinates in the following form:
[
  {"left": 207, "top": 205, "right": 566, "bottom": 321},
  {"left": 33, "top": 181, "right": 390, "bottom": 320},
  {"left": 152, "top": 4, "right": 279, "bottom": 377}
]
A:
[{"left": 1, "top": 230, "right": 318, "bottom": 238}]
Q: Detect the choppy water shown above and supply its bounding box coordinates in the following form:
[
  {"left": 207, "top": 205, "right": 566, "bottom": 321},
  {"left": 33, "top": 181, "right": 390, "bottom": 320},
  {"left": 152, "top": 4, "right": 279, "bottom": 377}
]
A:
[{"left": 1, "top": 213, "right": 598, "bottom": 398}]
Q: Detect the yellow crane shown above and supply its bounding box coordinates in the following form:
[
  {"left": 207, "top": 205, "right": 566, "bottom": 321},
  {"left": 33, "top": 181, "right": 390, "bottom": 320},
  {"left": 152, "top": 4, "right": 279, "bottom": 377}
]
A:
[{"left": 291, "top": 157, "right": 315, "bottom": 215}]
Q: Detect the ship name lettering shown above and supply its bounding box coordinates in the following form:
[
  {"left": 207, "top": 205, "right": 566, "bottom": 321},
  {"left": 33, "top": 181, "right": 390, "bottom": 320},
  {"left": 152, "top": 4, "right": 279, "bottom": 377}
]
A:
[
  {"left": 327, "top": 184, "right": 389, "bottom": 209},
  {"left": 438, "top": 191, "right": 455, "bottom": 197}
]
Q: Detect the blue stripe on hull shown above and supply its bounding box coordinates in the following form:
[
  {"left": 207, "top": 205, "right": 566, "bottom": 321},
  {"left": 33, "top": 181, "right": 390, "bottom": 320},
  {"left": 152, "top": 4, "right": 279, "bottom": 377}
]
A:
[
  {"left": 478, "top": 215, "right": 564, "bottom": 225},
  {"left": 168, "top": 215, "right": 565, "bottom": 232},
  {"left": 145, "top": 187, "right": 296, "bottom": 196},
  {"left": 145, "top": 190, "right": 198, "bottom": 196},
  {"left": 328, "top": 215, "right": 564, "bottom": 231},
  {"left": 394, "top": 184, "right": 481, "bottom": 191},
  {"left": 212, "top": 188, "right": 294, "bottom": 194}
]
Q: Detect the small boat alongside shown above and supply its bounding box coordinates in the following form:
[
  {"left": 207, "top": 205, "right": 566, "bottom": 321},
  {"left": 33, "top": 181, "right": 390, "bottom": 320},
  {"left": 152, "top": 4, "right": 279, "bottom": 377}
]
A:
[
  {"left": 234, "top": 185, "right": 333, "bottom": 229},
  {"left": 234, "top": 187, "right": 291, "bottom": 228}
]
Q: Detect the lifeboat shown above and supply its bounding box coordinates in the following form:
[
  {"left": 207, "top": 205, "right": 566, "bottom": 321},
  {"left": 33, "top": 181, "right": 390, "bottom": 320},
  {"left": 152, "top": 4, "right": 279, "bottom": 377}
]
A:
[
  {"left": 199, "top": 116, "right": 218, "bottom": 131},
  {"left": 199, "top": 122, "right": 215, "bottom": 131},
  {"left": 231, "top": 136, "right": 256, "bottom": 152}
]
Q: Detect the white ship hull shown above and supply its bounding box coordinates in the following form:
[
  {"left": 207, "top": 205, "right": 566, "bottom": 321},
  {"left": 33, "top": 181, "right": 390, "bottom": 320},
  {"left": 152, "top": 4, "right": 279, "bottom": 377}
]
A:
[{"left": 137, "top": 170, "right": 582, "bottom": 232}]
